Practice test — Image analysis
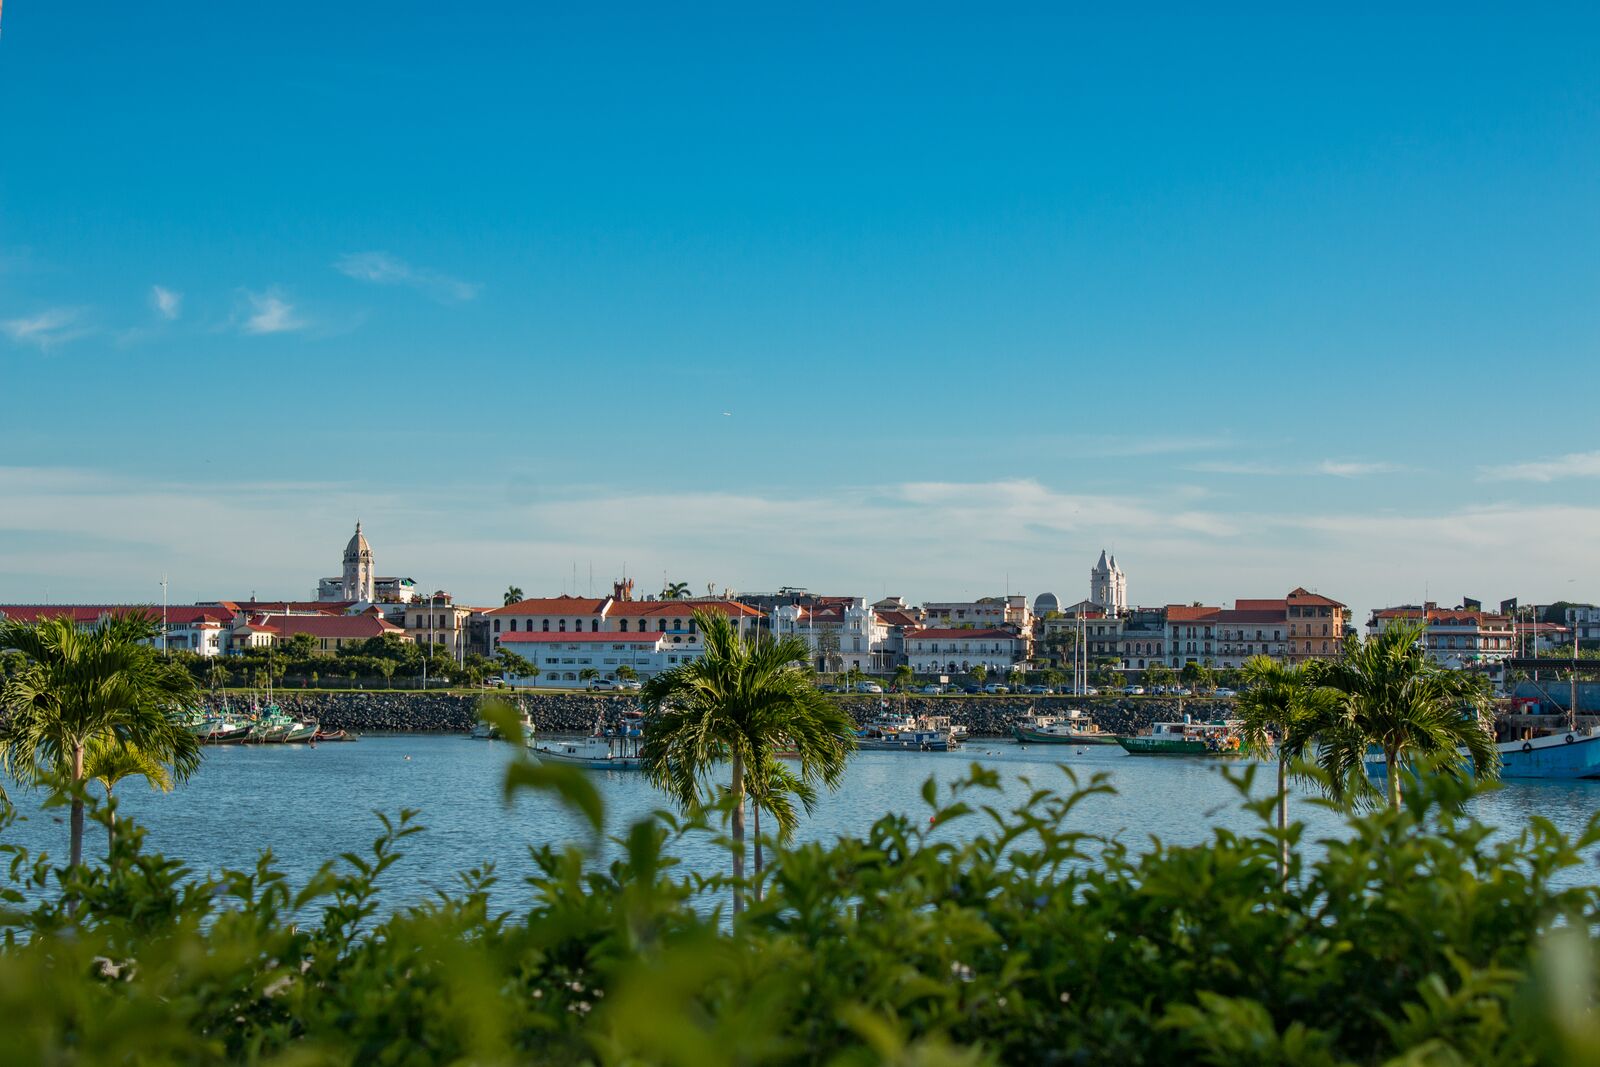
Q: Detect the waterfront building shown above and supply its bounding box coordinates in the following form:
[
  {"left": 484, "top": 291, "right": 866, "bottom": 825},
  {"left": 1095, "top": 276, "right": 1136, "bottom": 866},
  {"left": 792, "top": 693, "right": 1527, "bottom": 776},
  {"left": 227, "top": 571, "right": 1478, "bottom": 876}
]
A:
[
  {"left": 485, "top": 593, "right": 763, "bottom": 661},
  {"left": 1285, "top": 588, "right": 1348, "bottom": 662},
  {"left": 921, "top": 595, "right": 1031, "bottom": 632},
  {"left": 771, "top": 597, "right": 890, "bottom": 673},
  {"left": 496, "top": 632, "right": 673, "bottom": 687},
  {"left": 1367, "top": 603, "right": 1515, "bottom": 668},
  {"left": 0, "top": 604, "right": 232, "bottom": 656},
  {"left": 232, "top": 611, "right": 410, "bottom": 654},
  {"left": 1213, "top": 601, "right": 1288, "bottom": 667},
  {"left": 904, "top": 627, "right": 1026, "bottom": 676},
  {"left": 1164, "top": 605, "right": 1220, "bottom": 667},
  {"left": 1089, "top": 550, "right": 1128, "bottom": 614},
  {"left": 1116, "top": 607, "right": 1167, "bottom": 669},
  {"left": 1566, "top": 605, "right": 1600, "bottom": 646},
  {"left": 401, "top": 593, "right": 474, "bottom": 663}
]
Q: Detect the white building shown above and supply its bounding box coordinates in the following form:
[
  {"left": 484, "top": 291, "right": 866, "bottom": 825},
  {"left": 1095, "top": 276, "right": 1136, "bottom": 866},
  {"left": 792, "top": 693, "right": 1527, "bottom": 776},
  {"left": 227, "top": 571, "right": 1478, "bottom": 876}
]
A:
[
  {"left": 771, "top": 597, "right": 889, "bottom": 673},
  {"left": 1090, "top": 550, "right": 1127, "bottom": 614},
  {"left": 316, "top": 523, "right": 419, "bottom": 604},
  {"left": 1566, "top": 606, "right": 1600, "bottom": 646},
  {"left": 905, "top": 628, "right": 1026, "bottom": 675},
  {"left": 497, "top": 632, "right": 682, "bottom": 687},
  {"left": 0, "top": 605, "right": 231, "bottom": 657}
]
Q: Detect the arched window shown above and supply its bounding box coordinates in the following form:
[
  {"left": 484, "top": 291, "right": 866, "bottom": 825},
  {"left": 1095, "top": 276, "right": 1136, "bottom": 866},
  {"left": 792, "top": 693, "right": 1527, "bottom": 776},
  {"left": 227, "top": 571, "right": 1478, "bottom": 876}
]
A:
[
  {"left": 591, "top": 619, "right": 599, "bottom": 632},
  {"left": 672, "top": 618, "right": 682, "bottom": 631},
  {"left": 619, "top": 619, "right": 629, "bottom": 632},
  {"left": 542, "top": 620, "right": 550, "bottom": 632},
  {"left": 509, "top": 619, "right": 517, "bottom": 632},
  {"left": 558, "top": 620, "right": 567, "bottom": 632},
  {"left": 658, "top": 619, "right": 667, "bottom": 632},
  {"left": 494, "top": 619, "right": 501, "bottom": 633}
]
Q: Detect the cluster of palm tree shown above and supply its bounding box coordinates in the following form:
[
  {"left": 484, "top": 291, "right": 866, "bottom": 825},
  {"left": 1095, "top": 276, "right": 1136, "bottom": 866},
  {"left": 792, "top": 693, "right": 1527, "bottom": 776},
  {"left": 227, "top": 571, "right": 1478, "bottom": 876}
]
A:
[
  {"left": 0, "top": 612, "right": 202, "bottom": 867},
  {"left": 660, "top": 581, "right": 692, "bottom": 600},
  {"left": 1236, "top": 621, "right": 1497, "bottom": 881},
  {"left": 640, "top": 610, "right": 856, "bottom": 915}
]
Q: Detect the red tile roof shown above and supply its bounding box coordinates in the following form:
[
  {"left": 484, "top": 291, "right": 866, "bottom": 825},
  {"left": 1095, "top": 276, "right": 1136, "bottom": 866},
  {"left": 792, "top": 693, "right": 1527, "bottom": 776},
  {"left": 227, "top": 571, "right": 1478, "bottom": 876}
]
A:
[
  {"left": 1234, "top": 599, "right": 1287, "bottom": 613},
  {"left": 0, "top": 605, "right": 231, "bottom": 625},
  {"left": 608, "top": 599, "right": 764, "bottom": 619},
  {"left": 878, "top": 610, "right": 921, "bottom": 628},
  {"left": 500, "top": 632, "right": 666, "bottom": 645},
  {"left": 1165, "top": 605, "right": 1220, "bottom": 622},
  {"left": 1287, "top": 588, "right": 1346, "bottom": 607},
  {"left": 909, "top": 628, "right": 1019, "bottom": 641},
  {"left": 1216, "top": 608, "right": 1287, "bottom": 624},
  {"left": 252, "top": 614, "right": 406, "bottom": 640},
  {"left": 486, "top": 596, "right": 609, "bottom": 617}
]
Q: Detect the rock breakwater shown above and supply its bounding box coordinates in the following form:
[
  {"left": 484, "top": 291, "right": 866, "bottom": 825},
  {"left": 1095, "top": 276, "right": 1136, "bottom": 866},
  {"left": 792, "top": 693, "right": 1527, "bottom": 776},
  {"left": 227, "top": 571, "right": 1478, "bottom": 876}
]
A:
[{"left": 202, "top": 691, "right": 1235, "bottom": 738}]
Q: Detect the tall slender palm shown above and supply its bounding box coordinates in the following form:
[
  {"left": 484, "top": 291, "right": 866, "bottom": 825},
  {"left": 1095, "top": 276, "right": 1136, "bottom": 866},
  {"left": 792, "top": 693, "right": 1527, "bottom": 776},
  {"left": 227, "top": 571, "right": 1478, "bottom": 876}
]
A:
[
  {"left": 641, "top": 610, "right": 855, "bottom": 915},
  {"left": 84, "top": 738, "right": 174, "bottom": 852},
  {"left": 744, "top": 754, "right": 817, "bottom": 897},
  {"left": 662, "top": 581, "right": 691, "bottom": 600},
  {"left": 1312, "top": 623, "right": 1498, "bottom": 811},
  {"left": 0, "top": 612, "right": 201, "bottom": 867},
  {"left": 1235, "top": 656, "right": 1341, "bottom": 883},
  {"left": 503, "top": 586, "right": 524, "bottom": 607}
]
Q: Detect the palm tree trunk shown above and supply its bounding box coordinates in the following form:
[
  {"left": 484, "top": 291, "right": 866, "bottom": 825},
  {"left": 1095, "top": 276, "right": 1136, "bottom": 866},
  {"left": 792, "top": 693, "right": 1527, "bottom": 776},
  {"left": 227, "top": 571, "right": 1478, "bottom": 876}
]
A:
[
  {"left": 729, "top": 750, "right": 746, "bottom": 916},
  {"left": 1385, "top": 748, "right": 1401, "bottom": 811},
  {"left": 106, "top": 786, "right": 116, "bottom": 854},
  {"left": 69, "top": 742, "right": 86, "bottom": 869},
  {"left": 753, "top": 801, "right": 764, "bottom": 902},
  {"left": 1276, "top": 747, "right": 1288, "bottom": 886}
]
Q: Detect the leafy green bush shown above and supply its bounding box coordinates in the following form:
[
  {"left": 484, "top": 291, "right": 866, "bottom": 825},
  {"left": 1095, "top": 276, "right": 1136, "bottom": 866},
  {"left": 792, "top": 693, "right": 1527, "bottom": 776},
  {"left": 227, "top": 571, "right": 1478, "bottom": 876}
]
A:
[{"left": 2, "top": 759, "right": 1598, "bottom": 1065}]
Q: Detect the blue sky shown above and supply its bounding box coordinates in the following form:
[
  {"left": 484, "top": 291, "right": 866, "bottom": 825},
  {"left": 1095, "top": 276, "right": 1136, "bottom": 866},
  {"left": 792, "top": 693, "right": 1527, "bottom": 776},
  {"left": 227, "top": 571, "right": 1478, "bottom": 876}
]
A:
[{"left": 2, "top": 4, "right": 1597, "bottom": 619}]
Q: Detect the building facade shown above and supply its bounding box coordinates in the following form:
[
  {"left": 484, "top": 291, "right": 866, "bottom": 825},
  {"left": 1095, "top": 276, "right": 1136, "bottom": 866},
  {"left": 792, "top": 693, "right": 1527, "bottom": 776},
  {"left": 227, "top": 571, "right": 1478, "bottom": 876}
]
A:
[
  {"left": 1367, "top": 603, "right": 1515, "bottom": 668},
  {"left": 1285, "top": 588, "right": 1348, "bottom": 662},
  {"left": 904, "top": 628, "right": 1025, "bottom": 675}
]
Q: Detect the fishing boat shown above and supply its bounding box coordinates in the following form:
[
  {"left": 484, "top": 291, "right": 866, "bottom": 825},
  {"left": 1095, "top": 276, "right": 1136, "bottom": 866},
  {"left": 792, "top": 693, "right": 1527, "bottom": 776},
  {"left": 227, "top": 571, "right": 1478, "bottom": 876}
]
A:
[
  {"left": 1365, "top": 728, "right": 1600, "bottom": 781},
  {"left": 313, "top": 728, "right": 357, "bottom": 742},
  {"left": 913, "top": 713, "right": 965, "bottom": 747},
  {"left": 1117, "top": 717, "right": 1242, "bottom": 756},
  {"left": 1012, "top": 708, "right": 1118, "bottom": 745},
  {"left": 284, "top": 720, "right": 320, "bottom": 743},
  {"left": 528, "top": 708, "right": 644, "bottom": 768},
  {"left": 856, "top": 713, "right": 950, "bottom": 751}
]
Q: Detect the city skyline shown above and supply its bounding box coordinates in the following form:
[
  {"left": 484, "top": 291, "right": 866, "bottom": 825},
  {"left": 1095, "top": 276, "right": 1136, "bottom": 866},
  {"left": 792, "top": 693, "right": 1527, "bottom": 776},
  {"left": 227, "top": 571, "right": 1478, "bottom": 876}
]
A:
[{"left": 2, "top": 7, "right": 1597, "bottom": 617}]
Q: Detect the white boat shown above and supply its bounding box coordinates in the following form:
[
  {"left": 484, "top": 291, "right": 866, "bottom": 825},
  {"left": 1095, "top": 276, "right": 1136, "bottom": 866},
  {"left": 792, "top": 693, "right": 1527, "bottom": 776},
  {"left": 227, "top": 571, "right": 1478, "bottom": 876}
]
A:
[
  {"left": 1013, "top": 708, "right": 1117, "bottom": 745},
  {"left": 857, "top": 713, "right": 950, "bottom": 751},
  {"left": 529, "top": 738, "right": 645, "bottom": 770}
]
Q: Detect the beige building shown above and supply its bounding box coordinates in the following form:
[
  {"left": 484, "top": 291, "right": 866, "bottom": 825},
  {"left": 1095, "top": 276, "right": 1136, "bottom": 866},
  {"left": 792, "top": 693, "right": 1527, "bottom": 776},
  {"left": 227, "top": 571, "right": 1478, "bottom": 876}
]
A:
[
  {"left": 402, "top": 594, "right": 475, "bottom": 662},
  {"left": 1285, "top": 588, "right": 1348, "bottom": 663}
]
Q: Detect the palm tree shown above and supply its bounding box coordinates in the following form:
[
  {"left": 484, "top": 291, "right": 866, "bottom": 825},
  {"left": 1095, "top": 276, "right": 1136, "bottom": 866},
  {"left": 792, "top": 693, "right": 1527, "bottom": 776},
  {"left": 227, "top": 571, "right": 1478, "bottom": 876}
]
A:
[
  {"left": 662, "top": 581, "right": 691, "bottom": 600},
  {"left": 579, "top": 667, "right": 600, "bottom": 687},
  {"left": 1235, "top": 656, "right": 1341, "bottom": 883},
  {"left": 1312, "top": 623, "right": 1498, "bottom": 811},
  {"left": 744, "top": 754, "right": 817, "bottom": 896},
  {"left": 641, "top": 609, "right": 855, "bottom": 915},
  {"left": 970, "top": 664, "right": 988, "bottom": 686},
  {"left": 893, "top": 664, "right": 914, "bottom": 691},
  {"left": 503, "top": 586, "right": 524, "bottom": 607},
  {"left": 615, "top": 664, "right": 637, "bottom": 682},
  {"left": 85, "top": 738, "right": 173, "bottom": 852},
  {"left": 0, "top": 612, "right": 201, "bottom": 868}
]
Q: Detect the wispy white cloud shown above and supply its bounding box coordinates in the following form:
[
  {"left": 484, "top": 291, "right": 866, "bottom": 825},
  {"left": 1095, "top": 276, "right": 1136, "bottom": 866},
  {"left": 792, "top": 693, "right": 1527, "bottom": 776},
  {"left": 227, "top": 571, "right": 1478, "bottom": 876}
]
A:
[
  {"left": 1480, "top": 451, "right": 1600, "bottom": 483},
  {"left": 2, "top": 469, "right": 1594, "bottom": 625},
  {"left": 150, "top": 285, "right": 182, "bottom": 320},
  {"left": 1, "top": 307, "right": 91, "bottom": 350},
  {"left": 1187, "top": 459, "right": 1404, "bottom": 478},
  {"left": 241, "top": 290, "right": 305, "bottom": 335},
  {"left": 334, "top": 251, "right": 479, "bottom": 303}
]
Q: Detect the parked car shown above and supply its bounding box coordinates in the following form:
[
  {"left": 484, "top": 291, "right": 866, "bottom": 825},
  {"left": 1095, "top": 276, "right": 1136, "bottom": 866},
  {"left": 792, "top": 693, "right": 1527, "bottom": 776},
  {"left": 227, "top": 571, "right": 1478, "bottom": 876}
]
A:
[
  {"left": 855, "top": 682, "right": 884, "bottom": 694},
  {"left": 920, "top": 684, "right": 945, "bottom": 695},
  {"left": 1122, "top": 685, "right": 1146, "bottom": 696},
  {"left": 1022, "top": 684, "right": 1052, "bottom": 695},
  {"left": 982, "top": 683, "right": 1010, "bottom": 694},
  {"left": 1083, "top": 686, "right": 1099, "bottom": 696},
  {"left": 818, "top": 683, "right": 841, "bottom": 693},
  {"left": 1214, "top": 687, "right": 1237, "bottom": 698},
  {"left": 962, "top": 684, "right": 982, "bottom": 695}
]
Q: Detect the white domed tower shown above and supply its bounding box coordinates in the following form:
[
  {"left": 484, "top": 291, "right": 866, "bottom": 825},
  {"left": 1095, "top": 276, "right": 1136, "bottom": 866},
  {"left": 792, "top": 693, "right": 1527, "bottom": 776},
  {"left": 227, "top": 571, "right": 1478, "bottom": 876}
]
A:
[
  {"left": 341, "top": 522, "right": 376, "bottom": 602},
  {"left": 1089, "top": 549, "right": 1127, "bottom": 613}
]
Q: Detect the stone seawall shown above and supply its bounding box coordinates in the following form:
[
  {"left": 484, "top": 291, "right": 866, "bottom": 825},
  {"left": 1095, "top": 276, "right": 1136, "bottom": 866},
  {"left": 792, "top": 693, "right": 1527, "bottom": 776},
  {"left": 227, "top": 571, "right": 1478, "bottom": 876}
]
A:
[{"left": 202, "top": 691, "right": 1235, "bottom": 738}]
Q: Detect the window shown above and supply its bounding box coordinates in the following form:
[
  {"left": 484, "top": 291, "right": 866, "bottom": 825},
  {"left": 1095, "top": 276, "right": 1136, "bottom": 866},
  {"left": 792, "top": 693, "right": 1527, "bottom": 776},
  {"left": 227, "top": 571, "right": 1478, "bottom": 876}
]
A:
[
  {"left": 509, "top": 619, "right": 517, "bottom": 632},
  {"left": 658, "top": 620, "right": 667, "bottom": 632},
  {"left": 591, "top": 619, "right": 599, "bottom": 632},
  {"left": 542, "top": 620, "right": 550, "bottom": 632},
  {"left": 493, "top": 619, "right": 501, "bottom": 634},
  {"left": 619, "top": 619, "right": 628, "bottom": 632}
]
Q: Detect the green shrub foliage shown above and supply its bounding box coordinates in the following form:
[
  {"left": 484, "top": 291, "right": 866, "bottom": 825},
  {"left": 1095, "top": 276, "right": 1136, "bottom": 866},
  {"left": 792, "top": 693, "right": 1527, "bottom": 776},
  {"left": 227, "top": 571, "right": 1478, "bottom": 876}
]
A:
[{"left": 3, "top": 762, "right": 1599, "bottom": 1065}]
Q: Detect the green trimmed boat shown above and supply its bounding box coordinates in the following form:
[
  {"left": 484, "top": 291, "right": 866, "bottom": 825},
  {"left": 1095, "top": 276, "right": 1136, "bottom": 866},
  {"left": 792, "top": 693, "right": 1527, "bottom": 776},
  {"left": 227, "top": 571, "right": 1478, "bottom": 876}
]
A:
[
  {"left": 1012, "top": 709, "right": 1119, "bottom": 745},
  {"left": 1116, "top": 718, "right": 1243, "bottom": 756}
]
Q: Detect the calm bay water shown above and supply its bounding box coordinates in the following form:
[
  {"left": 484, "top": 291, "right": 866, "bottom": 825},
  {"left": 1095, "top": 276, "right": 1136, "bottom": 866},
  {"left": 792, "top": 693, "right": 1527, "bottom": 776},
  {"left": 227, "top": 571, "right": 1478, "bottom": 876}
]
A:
[{"left": 5, "top": 734, "right": 1600, "bottom": 908}]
